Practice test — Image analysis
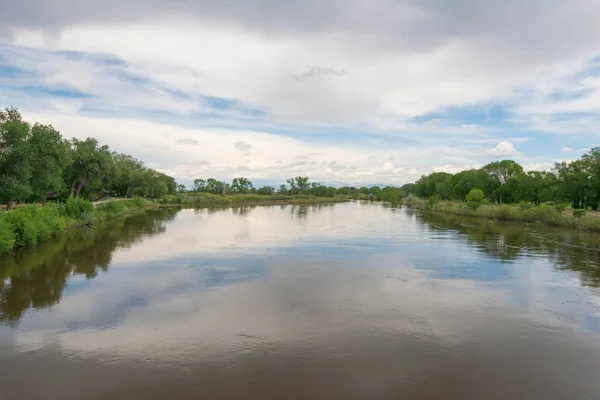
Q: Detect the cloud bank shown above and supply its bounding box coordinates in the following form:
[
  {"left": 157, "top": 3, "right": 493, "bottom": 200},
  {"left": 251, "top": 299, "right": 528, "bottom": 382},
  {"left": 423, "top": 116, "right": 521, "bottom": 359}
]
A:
[{"left": 1, "top": 0, "right": 600, "bottom": 185}]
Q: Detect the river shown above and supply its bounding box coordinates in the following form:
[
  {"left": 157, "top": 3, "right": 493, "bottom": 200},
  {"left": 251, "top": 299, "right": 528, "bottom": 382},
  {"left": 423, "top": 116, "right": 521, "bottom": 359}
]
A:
[{"left": 1, "top": 202, "right": 600, "bottom": 399}]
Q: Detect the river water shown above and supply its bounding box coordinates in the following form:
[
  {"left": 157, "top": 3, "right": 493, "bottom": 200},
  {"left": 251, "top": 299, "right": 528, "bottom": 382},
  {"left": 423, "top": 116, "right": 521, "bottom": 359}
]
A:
[{"left": 1, "top": 202, "right": 600, "bottom": 399}]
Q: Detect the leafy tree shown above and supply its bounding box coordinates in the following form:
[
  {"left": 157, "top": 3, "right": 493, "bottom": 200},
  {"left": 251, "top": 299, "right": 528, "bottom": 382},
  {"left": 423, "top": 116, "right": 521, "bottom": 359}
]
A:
[
  {"left": 0, "top": 107, "right": 32, "bottom": 210},
  {"left": 555, "top": 160, "right": 589, "bottom": 209},
  {"left": 28, "top": 123, "right": 73, "bottom": 204},
  {"left": 67, "top": 138, "right": 114, "bottom": 198},
  {"left": 193, "top": 178, "right": 206, "bottom": 192},
  {"left": 466, "top": 188, "right": 485, "bottom": 210},
  {"left": 257, "top": 186, "right": 275, "bottom": 195},
  {"left": 205, "top": 178, "right": 225, "bottom": 194},
  {"left": 482, "top": 160, "right": 523, "bottom": 203},
  {"left": 286, "top": 178, "right": 297, "bottom": 193},
  {"left": 231, "top": 177, "right": 254, "bottom": 194}
]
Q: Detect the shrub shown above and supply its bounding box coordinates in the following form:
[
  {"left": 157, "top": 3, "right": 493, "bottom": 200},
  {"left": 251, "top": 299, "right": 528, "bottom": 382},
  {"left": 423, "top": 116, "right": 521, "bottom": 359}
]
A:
[
  {"left": 573, "top": 209, "right": 586, "bottom": 218},
  {"left": 427, "top": 195, "right": 441, "bottom": 210},
  {"left": 521, "top": 204, "right": 560, "bottom": 224},
  {"left": 493, "top": 204, "right": 517, "bottom": 221},
  {"left": 0, "top": 214, "right": 16, "bottom": 253},
  {"left": 130, "top": 197, "right": 147, "bottom": 207},
  {"left": 554, "top": 203, "right": 568, "bottom": 214},
  {"left": 466, "top": 189, "right": 485, "bottom": 210},
  {"left": 97, "top": 200, "right": 126, "bottom": 215},
  {"left": 3, "top": 205, "right": 66, "bottom": 247},
  {"left": 62, "top": 197, "right": 94, "bottom": 220}
]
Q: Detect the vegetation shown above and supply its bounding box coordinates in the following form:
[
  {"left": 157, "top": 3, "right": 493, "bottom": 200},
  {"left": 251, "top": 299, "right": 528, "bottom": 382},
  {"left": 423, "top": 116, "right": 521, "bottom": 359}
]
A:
[
  {"left": 0, "top": 107, "right": 177, "bottom": 210},
  {"left": 466, "top": 189, "right": 485, "bottom": 210},
  {"left": 410, "top": 152, "right": 600, "bottom": 210},
  {"left": 191, "top": 175, "right": 409, "bottom": 203},
  {"left": 402, "top": 195, "right": 600, "bottom": 232}
]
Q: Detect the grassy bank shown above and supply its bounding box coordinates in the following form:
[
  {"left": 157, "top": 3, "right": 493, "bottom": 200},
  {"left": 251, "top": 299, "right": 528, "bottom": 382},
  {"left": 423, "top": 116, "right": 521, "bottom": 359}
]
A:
[
  {"left": 162, "top": 193, "right": 348, "bottom": 208},
  {"left": 0, "top": 197, "right": 154, "bottom": 254},
  {"left": 0, "top": 194, "right": 347, "bottom": 254},
  {"left": 402, "top": 195, "right": 600, "bottom": 232}
]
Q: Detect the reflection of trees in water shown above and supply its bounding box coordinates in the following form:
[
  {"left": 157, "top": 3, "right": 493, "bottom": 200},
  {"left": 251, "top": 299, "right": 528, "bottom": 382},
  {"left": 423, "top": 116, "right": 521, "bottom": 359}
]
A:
[
  {"left": 231, "top": 206, "right": 256, "bottom": 216},
  {"left": 417, "top": 212, "right": 600, "bottom": 287},
  {"left": 0, "top": 209, "right": 176, "bottom": 326},
  {"left": 289, "top": 203, "right": 334, "bottom": 220}
]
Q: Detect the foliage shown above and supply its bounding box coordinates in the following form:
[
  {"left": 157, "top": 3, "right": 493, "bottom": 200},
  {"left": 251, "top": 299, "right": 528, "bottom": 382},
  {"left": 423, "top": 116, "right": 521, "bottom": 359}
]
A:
[
  {"left": 0, "top": 107, "right": 179, "bottom": 209},
  {"left": 2, "top": 205, "right": 65, "bottom": 247},
  {"left": 573, "top": 209, "right": 586, "bottom": 218},
  {"left": 0, "top": 214, "right": 15, "bottom": 253},
  {"left": 466, "top": 189, "right": 485, "bottom": 210},
  {"left": 427, "top": 195, "right": 441, "bottom": 210},
  {"left": 62, "top": 197, "right": 95, "bottom": 220}
]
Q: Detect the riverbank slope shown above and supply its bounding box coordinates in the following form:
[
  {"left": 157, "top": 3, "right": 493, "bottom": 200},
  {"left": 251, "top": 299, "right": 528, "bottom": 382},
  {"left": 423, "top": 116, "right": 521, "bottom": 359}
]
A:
[
  {"left": 402, "top": 196, "right": 600, "bottom": 232},
  {"left": 0, "top": 194, "right": 348, "bottom": 254}
]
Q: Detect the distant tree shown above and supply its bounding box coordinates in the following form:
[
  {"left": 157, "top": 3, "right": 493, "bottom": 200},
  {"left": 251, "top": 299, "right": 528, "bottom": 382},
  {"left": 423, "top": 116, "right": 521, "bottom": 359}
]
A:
[
  {"left": 286, "top": 178, "right": 297, "bottom": 193},
  {"left": 231, "top": 177, "right": 254, "bottom": 194},
  {"left": 278, "top": 184, "right": 289, "bottom": 195},
  {"left": 257, "top": 185, "right": 275, "bottom": 195},
  {"left": 295, "top": 176, "right": 310, "bottom": 193},
  {"left": 176, "top": 184, "right": 187, "bottom": 193},
  {"left": 193, "top": 178, "right": 206, "bottom": 192},
  {"left": 466, "top": 188, "right": 485, "bottom": 210}
]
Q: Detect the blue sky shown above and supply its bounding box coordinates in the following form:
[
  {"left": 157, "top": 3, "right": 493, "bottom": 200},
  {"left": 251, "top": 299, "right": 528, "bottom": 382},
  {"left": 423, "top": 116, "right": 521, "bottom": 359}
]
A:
[{"left": 1, "top": 0, "right": 600, "bottom": 187}]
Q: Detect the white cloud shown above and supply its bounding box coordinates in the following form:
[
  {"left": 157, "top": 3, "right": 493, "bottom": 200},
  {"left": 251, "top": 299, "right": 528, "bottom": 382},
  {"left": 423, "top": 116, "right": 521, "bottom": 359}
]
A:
[
  {"left": 1, "top": 1, "right": 600, "bottom": 182},
  {"left": 479, "top": 141, "right": 522, "bottom": 158},
  {"left": 560, "top": 147, "right": 574, "bottom": 153}
]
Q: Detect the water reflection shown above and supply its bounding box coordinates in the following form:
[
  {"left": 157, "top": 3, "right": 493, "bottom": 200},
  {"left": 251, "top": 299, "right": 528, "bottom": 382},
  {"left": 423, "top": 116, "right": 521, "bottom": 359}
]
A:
[
  {"left": 417, "top": 212, "right": 600, "bottom": 287},
  {"left": 1, "top": 203, "right": 600, "bottom": 399},
  {"left": 0, "top": 209, "right": 177, "bottom": 325}
]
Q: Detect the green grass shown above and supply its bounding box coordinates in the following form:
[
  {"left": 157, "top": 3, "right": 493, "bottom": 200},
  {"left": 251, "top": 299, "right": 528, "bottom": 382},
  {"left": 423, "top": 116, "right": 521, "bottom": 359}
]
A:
[
  {"left": 403, "top": 195, "right": 600, "bottom": 232},
  {"left": 175, "top": 193, "right": 347, "bottom": 208},
  {"left": 0, "top": 194, "right": 346, "bottom": 254}
]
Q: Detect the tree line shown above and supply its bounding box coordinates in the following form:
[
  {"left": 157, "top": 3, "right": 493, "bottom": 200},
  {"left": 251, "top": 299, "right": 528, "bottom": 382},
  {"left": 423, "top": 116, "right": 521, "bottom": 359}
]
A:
[
  {"left": 191, "top": 176, "right": 408, "bottom": 202},
  {"left": 410, "top": 150, "right": 600, "bottom": 210},
  {"left": 0, "top": 107, "right": 177, "bottom": 210}
]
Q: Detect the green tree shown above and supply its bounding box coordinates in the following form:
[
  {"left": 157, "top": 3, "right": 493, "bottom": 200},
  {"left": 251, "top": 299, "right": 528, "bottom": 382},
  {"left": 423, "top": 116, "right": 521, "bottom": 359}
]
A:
[
  {"left": 257, "top": 186, "right": 275, "bottom": 195},
  {"left": 0, "top": 107, "right": 32, "bottom": 210},
  {"left": 482, "top": 160, "right": 524, "bottom": 203},
  {"left": 231, "top": 177, "right": 254, "bottom": 194},
  {"left": 294, "top": 176, "right": 310, "bottom": 193},
  {"left": 466, "top": 188, "right": 485, "bottom": 210},
  {"left": 67, "top": 138, "right": 114, "bottom": 198},
  {"left": 555, "top": 160, "right": 589, "bottom": 209},
  {"left": 28, "top": 123, "right": 73, "bottom": 204},
  {"left": 193, "top": 178, "right": 206, "bottom": 192}
]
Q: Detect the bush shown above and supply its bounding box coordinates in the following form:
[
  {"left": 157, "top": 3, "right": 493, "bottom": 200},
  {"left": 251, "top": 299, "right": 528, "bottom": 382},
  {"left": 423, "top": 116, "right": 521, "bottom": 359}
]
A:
[
  {"left": 555, "top": 203, "right": 568, "bottom": 214},
  {"left": 62, "top": 197, "right": 94, "bottom": 220},
  {"left": 3, "top": 205, "right": 66, "bottom": 247},
  {"left": 427, "top": 195, "right": 441, "bottom": 210},
  {"left": 130, "top": 197, "right": 147, "bottom": 207},
  {"left": 493, "top": 204, "right": 517, "bottom": 221},
  {"left": 521, "top": 204, "right": 560, "bottom": 224},
  {"left": 96, "top": 200, "right": 126, "bottom": 215},
  {"left": 466, "top": 189, "right": 485, "bottom": 210},
  {"left": 573, "top": 209, "right": 586, "bottom": 218},
  {"left": 0, "top": 214, "right": 16, "bottom": 253}
]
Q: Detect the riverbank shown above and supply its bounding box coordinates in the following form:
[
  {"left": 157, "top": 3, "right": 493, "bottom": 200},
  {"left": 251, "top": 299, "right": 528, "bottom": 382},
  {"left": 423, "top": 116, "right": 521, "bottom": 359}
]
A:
[
  {"left": 402, "top": 195, "right": 600, "bottom": 232},
  {"left": 0, "top": 194, "right": 348, "bottom": 254}
]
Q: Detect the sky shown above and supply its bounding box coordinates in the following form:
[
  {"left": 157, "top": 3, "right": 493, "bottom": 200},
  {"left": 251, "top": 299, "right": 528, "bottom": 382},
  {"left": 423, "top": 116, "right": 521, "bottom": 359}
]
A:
[{"left": 1, "top": 0, "right": 600, "bottom": 187}]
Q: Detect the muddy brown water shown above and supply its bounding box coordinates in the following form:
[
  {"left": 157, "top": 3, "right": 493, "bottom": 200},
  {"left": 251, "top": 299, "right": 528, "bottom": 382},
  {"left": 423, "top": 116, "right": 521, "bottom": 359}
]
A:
[{"left": 1, "top": 202, "right": 600, "bottom": 399}]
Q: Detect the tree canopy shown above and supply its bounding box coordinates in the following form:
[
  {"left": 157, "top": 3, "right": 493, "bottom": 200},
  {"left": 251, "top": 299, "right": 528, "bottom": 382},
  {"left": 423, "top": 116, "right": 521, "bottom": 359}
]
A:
[
  {"left": 0, "top": 107, "right": 178, "bottom": 209},
  {"left": 410, "top": 151, "right": 600, "bottom": 210}
]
